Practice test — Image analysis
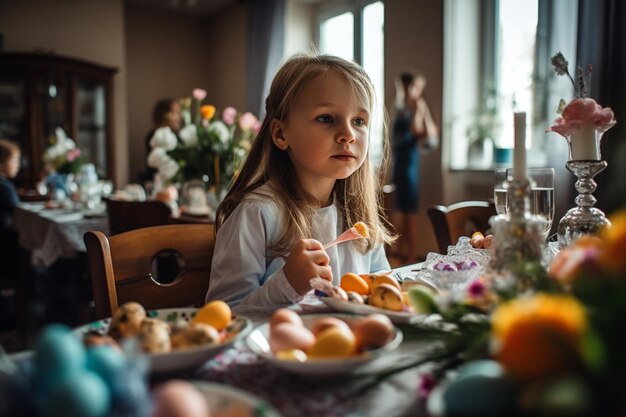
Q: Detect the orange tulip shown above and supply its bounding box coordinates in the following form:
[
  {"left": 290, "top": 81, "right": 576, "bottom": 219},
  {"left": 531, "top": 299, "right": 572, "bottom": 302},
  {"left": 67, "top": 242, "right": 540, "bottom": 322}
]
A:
[{"left": 200, "top": 105, "right": 216, "bottom": 120}]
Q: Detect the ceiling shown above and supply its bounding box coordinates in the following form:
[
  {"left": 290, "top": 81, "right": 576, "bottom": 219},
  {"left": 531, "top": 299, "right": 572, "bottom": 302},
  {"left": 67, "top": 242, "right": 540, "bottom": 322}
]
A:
[{"left": 124, "top": 0, "right": 239, "bottom": 17}]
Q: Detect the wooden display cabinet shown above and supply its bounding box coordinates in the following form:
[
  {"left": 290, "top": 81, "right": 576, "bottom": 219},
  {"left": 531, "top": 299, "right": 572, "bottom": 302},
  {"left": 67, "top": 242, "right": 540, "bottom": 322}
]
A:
[{"left": 0, "top": 52, "right": 117, "bottom": 189}]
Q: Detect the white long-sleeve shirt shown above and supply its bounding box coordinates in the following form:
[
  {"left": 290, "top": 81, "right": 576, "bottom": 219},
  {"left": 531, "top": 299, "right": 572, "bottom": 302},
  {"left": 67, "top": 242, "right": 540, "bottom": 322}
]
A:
[{"left": 205, "top": 184, "right": 390, "bottom": 316}]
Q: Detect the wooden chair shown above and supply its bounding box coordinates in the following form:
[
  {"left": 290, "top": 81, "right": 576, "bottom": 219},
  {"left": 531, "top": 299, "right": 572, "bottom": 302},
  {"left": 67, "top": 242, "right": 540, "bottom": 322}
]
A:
[
  {"left": 427, "top": 201, "right": 497, "bottom": 254},
  {"left": 105, "top": 198, "right": 172, "bottom": 235},
  {"left": 84, "top": 224, "right": 215, "bottom": 319}
]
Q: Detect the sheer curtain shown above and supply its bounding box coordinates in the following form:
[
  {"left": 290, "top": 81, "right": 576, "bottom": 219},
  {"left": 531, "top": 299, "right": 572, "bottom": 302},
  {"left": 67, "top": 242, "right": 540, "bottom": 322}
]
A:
[
  {"left": 576, "top": 0, "right": 626, "bottom": 214},
  {"left": 246, "top": 0, "right": 285, "bottom": 119}
]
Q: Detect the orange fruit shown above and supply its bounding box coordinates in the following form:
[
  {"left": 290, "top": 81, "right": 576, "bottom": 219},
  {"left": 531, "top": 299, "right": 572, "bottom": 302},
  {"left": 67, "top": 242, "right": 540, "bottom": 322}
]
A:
[
  {"left": 192, "top": 300, "right": 232, "bottom": 331},
  {"left": 340, "top": 273, "right": 370, "bottom": 295}
]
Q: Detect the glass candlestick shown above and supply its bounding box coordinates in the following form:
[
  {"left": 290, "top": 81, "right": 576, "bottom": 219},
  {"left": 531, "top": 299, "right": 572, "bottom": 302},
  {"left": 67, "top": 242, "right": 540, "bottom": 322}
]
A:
[
  {"left": 557, "top": 160, "right": 611, "bottom": 247},
  {"left": 490, "top": 177, "right": 546, "bottom": 276}
]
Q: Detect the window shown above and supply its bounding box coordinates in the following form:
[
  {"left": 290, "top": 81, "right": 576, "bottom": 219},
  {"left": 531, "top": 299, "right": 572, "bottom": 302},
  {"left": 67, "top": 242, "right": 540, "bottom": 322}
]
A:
[
  {"left": 318, "top": 1, "right": 385, "bottom": 166},
  {"left": 444, "top": 0, "right": 578, "bottom": 170}
]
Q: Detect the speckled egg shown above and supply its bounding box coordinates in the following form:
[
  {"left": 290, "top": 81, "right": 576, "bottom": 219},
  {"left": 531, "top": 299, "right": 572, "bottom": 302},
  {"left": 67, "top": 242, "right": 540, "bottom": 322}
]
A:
[
  {"left": 171, "top": 322, "right": 220, "bottom": 349},
  {"left": 108, "top": 302, "right": 147, "bottom": 340},
  {"left": 138, "top": 318, "right": 171, "bottom": 353}
]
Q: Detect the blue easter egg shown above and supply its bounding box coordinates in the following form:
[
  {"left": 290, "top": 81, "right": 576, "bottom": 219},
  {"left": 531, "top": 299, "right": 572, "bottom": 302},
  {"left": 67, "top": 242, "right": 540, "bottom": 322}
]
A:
[
  {"left": 85, "top": 345, "right": 126, "bottom": 391},
  {"left": 456, "top": 359, "right": 505, "bottom": 381},
  {"left": 34, "top": 324, "right": 86, "bottom": 392},
  {"left": 44, "top": 369, "right": 111, "bottom": 417},
  {"left": 443, "top": 373, "right": 518, "bottom": 417}
]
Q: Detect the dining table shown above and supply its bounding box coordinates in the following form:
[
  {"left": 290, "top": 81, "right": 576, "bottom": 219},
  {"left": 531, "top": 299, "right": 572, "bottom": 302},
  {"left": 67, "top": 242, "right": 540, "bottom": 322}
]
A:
[
  {"left": 5, "top": 261, "right": 437, "bottom": 417},
  {"left": 11, "top": 201, "right": 110, "bottom": 330},
  {"left": 12, "top": 201, "right": 109, "bottom": 267},
  {"left": 151, "top": 261, "right": 436, "bottom": 417}
]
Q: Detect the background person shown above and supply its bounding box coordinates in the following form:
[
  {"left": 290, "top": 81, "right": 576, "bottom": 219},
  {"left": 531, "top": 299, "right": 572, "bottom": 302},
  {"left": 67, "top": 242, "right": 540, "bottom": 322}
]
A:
[{"left": 391, "top": 71, "right": 439, "bottom": 263}]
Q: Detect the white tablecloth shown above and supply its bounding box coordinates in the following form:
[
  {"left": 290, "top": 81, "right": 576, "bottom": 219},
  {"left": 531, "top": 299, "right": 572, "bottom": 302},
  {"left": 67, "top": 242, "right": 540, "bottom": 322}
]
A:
[{"left": 13, "top": 202, "right": 109, "bottom": 267}]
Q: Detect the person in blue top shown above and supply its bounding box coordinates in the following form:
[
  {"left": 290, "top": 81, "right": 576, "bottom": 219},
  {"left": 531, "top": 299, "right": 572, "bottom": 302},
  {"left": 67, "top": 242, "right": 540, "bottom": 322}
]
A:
[
  {"left": 391, "top": 71, "right": 438, "bottom": 264},
  {"left": 206, "top": 54, "right": 396, "bottom": 316},
  {"left": 0, "top": 139, "right": 21, "bottom": 290}
]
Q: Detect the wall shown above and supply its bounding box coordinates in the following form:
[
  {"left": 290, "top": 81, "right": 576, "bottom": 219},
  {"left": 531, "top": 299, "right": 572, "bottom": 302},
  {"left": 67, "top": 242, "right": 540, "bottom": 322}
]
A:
[
  {"left": 124, "top": 3, "right": 247, "bottom": 182},
  {"left": 0, "top": 0, "right": 128, "bottom": 186},
  {"left": 202, "top": 3, "right": 248, "bottom": 111},
  {"left": 385, "top": 0, "right": 444, "bottom": 256}
]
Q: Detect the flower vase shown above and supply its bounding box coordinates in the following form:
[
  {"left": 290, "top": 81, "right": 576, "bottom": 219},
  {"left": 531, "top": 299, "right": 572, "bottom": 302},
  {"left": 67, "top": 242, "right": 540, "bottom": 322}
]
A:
[
  {"left": 181, "top": 179, "right": 210, "bottom": 217},
  {"left": 206, "top": 185, "right": 228, "bottom": 222},
  {"left": 557, "top": 127, "right": 611, "bottom": 247}
]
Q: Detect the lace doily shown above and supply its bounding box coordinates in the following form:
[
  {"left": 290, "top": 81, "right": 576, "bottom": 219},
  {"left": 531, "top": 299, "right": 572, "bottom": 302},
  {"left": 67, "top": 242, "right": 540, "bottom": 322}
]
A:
[{"left": 413, "top": 237, "right": 491, "bottom": 291}]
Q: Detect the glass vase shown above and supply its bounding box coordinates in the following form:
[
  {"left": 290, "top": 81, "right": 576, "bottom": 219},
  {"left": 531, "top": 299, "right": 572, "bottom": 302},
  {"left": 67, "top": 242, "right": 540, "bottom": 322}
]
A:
[{"left": 557, "top": 160, "right": 611, "bottom": 247}]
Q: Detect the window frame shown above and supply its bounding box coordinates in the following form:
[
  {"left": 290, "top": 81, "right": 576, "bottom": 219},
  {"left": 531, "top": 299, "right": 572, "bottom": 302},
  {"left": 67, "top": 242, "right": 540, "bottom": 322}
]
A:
[{"left": 444, "top": 0, "right": 577, "bottom": 171}]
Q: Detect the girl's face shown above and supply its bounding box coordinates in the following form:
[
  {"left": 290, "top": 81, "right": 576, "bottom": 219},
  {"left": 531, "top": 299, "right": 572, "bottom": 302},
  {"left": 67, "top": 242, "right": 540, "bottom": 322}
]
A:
[
  {"left": 1, "top": 152, "right": 20, "bottom": 178},
  {"left": 272, "top": 72, "right": 370, "bottom": 203}
]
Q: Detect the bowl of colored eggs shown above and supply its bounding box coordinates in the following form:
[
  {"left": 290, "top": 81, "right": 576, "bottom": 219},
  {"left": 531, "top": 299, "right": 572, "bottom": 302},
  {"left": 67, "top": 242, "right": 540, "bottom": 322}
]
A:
[
  {"left": 74, "top": 301, "right": 252, "bottom": 373},
  {"left": 245, "top": 309, "right": 403, "bottom": 376}
]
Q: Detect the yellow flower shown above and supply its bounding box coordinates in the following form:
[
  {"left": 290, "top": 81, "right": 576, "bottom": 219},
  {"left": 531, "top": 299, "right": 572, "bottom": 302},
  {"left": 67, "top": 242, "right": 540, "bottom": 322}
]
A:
[
  {"left": 200, "top": 105, "right": 216, "bottom": 120},
  {"left": 491, "top": 294, "right": 587, "bottom": 381},
  {"left": 599, "top": 210, "right": 626, "bottom": 273}
]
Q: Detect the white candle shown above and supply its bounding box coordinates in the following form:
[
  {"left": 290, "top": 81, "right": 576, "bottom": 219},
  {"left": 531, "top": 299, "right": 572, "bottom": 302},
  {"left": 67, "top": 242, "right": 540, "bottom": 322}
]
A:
[
  {"left": 570, "top": 124, "right": 600, "bottom": 160},
  {"left": 513, "top": 112, "right": 527, "bottom": 181}
]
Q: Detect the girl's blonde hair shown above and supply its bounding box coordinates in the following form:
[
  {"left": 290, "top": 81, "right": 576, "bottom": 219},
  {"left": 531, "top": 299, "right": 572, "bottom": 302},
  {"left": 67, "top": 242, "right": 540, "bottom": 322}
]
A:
[{"left": 217, "top": 54, "right": 396, "bottom": 254}]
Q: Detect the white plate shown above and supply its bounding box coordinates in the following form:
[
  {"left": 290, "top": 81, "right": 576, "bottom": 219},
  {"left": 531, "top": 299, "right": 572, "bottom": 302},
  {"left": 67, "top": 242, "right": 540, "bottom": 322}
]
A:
[
  {"left": 246, "top": 313, "right": 403, "bottom": 376},
  {"left": 321, "top": 297, "right": 427, "bottom": 325},
  {"left": 191, "top": 381, "right": 282, "bottom": 417},
  {"left": 74, "top": 308, "right": 252, "bottom": 373}
]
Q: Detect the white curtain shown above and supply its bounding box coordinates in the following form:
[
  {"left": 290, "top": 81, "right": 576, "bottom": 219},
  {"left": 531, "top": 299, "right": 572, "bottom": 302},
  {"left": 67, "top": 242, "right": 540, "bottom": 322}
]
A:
[{"left": 246, "top": 0, "right": 285, "bottom": 119}]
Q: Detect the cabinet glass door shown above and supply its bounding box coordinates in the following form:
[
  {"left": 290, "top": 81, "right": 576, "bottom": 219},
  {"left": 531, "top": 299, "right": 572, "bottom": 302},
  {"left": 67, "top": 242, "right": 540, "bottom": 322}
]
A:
[
  {"left": 0, "top": 73, "right": 31, "bottom": 185},
  {"left": 76, "top": 78, "right": 107, "bottom": 178}
]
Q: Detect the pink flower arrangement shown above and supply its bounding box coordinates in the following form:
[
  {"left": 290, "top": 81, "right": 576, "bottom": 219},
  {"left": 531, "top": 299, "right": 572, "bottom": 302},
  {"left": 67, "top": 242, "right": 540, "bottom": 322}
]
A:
[
  {"left": 547, "top": 52, "right": 617, "bottom": 160},
  {"left": 548, "top": 97, "right": 616, "bottom": 138}
]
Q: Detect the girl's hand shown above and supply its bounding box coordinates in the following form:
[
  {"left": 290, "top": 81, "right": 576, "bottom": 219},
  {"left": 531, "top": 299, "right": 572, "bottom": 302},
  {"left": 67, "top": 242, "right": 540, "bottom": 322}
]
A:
[{"left": 283, "top": 239, "right": 333, "bottom": 295}]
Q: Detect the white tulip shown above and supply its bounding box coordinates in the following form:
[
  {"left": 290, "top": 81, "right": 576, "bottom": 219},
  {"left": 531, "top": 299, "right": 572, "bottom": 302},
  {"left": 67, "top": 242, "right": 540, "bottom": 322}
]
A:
[
  {"left": 158, "top": 158, "right": 180, "bottom": 181},
  {"left": 150, "top": 127, "right": 178, "bottom": 151},
  {"left": 208, "top": 121, "right": 230, "bottom": 152},
  {"left": 179, "top": 124, "right": 198, "bottom": 147},
  {"left": 147, "top": 147, "right": 170, "bottom": 168}
]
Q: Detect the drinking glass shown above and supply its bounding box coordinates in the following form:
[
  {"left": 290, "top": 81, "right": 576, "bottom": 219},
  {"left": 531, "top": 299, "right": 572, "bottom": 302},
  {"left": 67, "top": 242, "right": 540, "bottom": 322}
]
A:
[
  {"left": 493, "top": 167, "right": 555, "bottom": 240},
  {"left": 494, "top": 168, "right": 509, "bottom": 215}
]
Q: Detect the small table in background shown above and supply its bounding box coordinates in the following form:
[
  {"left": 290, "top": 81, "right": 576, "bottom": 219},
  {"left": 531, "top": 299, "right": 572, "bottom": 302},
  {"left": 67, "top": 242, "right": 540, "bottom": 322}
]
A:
[{"left": 12, "top": 202, "right": 110, "bottom": 332}]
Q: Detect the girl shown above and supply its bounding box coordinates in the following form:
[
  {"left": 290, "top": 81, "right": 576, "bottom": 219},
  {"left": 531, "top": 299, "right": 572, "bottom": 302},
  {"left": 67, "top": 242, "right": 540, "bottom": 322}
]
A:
[
  {"left": 0, "top": 139, "right": 20, "bottom": 230},
  {"left": 0, "top": 139, "right": 21, "bottom": 286},
  {"left": 206, "top": 54, "right": 395, "bottom": 315}
]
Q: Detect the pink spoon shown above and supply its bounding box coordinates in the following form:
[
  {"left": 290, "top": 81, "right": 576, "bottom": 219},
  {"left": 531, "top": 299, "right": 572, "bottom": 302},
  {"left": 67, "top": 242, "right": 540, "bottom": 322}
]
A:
[{"left": 323, "top": 222, "right": 369, "bottom": 249}]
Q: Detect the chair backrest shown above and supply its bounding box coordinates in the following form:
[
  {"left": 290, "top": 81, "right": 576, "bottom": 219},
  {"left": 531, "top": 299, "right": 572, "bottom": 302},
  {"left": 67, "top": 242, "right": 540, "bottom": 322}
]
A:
[
  {"left": 427, "top": 201, "right": 497, "bottom": 254},
  {"left": 84, "top": 224, "right": 215, "bottom": 319},
  {"left": 105, "top": 198, "right": 172, "bottom": 235}
]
